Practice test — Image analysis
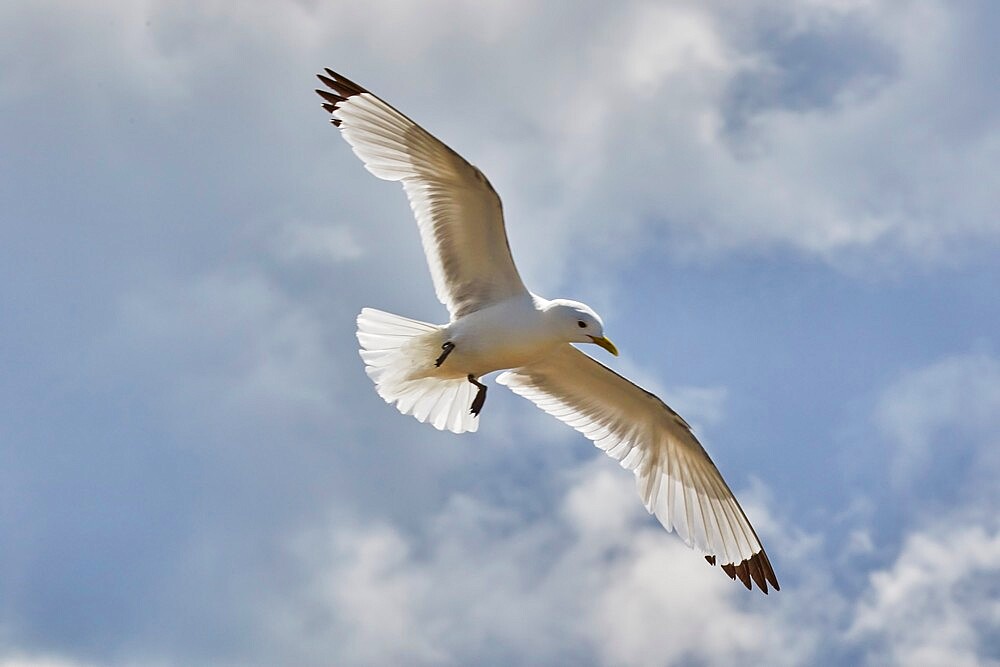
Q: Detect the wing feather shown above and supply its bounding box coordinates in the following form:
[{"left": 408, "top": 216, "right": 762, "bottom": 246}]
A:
[
  {"left": 497, "top": 345, "right": 779, "bottom": 593},
  {"left": 316, "top": 69, "right": 528, "bottom": 319}
]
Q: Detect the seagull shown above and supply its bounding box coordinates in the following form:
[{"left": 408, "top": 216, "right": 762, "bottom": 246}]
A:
[{"left": 315, "top": 69, "right": 779, "bottom": 594}]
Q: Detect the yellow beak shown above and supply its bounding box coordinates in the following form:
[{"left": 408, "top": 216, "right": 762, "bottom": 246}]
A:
[{"left": 588, "top": 335, "right": 619, "bottom": 356}]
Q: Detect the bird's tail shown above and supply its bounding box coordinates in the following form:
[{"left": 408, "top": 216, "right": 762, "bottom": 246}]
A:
[{"left": 356, "top": 308, "right": 480, "bottom": 434}]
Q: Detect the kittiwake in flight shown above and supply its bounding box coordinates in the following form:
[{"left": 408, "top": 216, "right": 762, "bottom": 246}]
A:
[{"left": 315, "top": 69, "right": 779, "bottom": 593}]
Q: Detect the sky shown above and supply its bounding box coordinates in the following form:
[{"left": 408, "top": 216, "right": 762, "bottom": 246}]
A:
[{"left": 1, "top": 1, "right": 998, "bottom": 665}]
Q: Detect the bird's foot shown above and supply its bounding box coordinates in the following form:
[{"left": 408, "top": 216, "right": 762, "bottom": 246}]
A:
[
  {"left": 468, "top": 374, "right": 487, "bottom": 416},
  {"left": 435, "top": 341, "right": 455, "bottom": 367}
]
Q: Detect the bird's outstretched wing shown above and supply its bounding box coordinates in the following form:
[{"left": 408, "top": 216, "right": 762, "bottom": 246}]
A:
[
  {"left": 316, "top": 69, "right": 528, "bottom": 320},
  {"left": 497, "top": 346, "right": 779, "bottom": 593}
]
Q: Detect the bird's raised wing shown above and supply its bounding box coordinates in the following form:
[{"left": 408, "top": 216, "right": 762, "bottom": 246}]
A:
[
  {"left": 316, "top": 69, "right": 528, "bottom": 320},
  {"left": 497, "top": 346, "right": 779, "bottom": 593}
]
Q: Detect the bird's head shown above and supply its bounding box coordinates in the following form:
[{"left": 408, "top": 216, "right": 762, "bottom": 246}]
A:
[{"left": 546, "top": 299, "right": 619, "bottom": 356}]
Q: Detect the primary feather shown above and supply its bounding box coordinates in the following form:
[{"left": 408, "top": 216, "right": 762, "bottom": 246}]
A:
[
  {"left": 317, "top": 69, "right": 527, "bottom": 320},
  {"left": 498, "top": 346, "right": 778, "bottom": 592}
]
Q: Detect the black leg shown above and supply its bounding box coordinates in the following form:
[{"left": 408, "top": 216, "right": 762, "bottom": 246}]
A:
[
  {"left": 435, "top": 341, "right": 455, "bottom": 367},
  {"left": 468, "top": 374, "right": 487, "bottom": 416}
]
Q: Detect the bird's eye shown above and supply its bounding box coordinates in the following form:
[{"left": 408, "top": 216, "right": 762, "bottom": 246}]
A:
[{"left": 577, "top": 320, "right": 587, "bottom": 328}]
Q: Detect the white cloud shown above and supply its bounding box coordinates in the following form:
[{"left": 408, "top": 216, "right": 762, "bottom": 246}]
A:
[
  {"left": 620, "top": 5, "right": 733, "bottom": 90},
  {"left": 0, "top": 658, "right": 96, "bottom": 667},
  {"left": 275, "top": 461, "right": 821, "bottom": 667},
  {"left": 5, "top": 0, "right": 995, "bottom": 281},
  {"left": 850, "top": 352, "right": 1000, "bottom": 664},
  {"left": 876, "top": 351, "right": 1000, "bottom": 493},
  {"left": 496, "top": 0, "right": 1000, "bottom": 272},
  {"left": 116, "top": 269, "right": 344, "bottom": 415},
  {"left": 276, "top": 221, "right": 364, "bottom": 264},
  {"left": 586, "top": 531, "right": 807, "bottom": 667},
  {"left": 318, "top": 525, "right": 444, "bottom": 665},
  {"left": 274, "top": 444, "right": 1000, "bottom": 666},
  {"left": 849, "top": 522, "right": 1000, "bottom": 667}
]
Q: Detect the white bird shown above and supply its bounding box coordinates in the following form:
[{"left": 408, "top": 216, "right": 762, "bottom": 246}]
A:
[{"left": 316, "top": 69, "right": 779, "bottom": 593}]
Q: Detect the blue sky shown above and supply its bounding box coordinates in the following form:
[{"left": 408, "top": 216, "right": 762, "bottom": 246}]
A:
[{"left": 2, "top": 1, "right": 999, "bottom": 665}]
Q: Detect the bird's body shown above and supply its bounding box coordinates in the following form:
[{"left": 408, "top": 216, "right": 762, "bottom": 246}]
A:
[
  {"left": 436, "top": 294, "right": 556, "bottom": 379},
  {"left": 435, "top": 295, "right": 612, "bottom": 378},
  {"left": 316, "top": 69, "right": 780, "bottom": 593}
]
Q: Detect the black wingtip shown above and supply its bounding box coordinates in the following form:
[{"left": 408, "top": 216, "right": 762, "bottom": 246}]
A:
[
  {"left": 711, "top": 552, "right": 779, "bottom": 594},
  {"left": 315, "top": 68, "right": 371, "bottom": 125},
  {"left": 316, "top": 68, "right": 369, "bottom": 99}
]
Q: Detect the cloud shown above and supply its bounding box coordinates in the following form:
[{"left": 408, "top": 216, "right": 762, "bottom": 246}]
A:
[
  {"left": 849, "top": 522, "right": 1000, "bottom": 667},
  {"left": 875, "top": 351, "right": 1000, "bottom": 495},
  {"left": 619, "top": 5, "right": 732, "bottom": 89},
  {"left": 562, "top": 1, "right": 1000, "bottom": 267},
  {"left": 277, "top": 461, "right": 816, "bottom": 667},
  {"left": 848, "top": 352, "right": 1000, "bottom": 664},
  {"left": 275, "top": 221, "right": 364, "bottom": 264},
  {"left": 5, "top": 0, "right": 996, "bottom": 282},
  {"left": 274, "top": 418, "right": 1000, "bottom": 667},
  {"left": 116, "top": 269, "right": 345, "bottom": 416},
  {"left": 0, "top": 657, "right": 96, "bottom": 667}
]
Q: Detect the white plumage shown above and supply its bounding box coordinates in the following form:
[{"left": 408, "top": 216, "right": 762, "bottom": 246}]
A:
[
  {"left": 498, "top": 346, "right": 767, "bottom": 571},
  {"left": 331, "top": 77, "right": 526, "bottom": 319},
  {"left": 317, "top": 69, "right": 779, "bottom": 593}
]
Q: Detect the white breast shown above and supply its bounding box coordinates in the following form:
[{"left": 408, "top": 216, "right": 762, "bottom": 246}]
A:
[{"left": 444, "top": 295, "right": 558, "bottom": 377}]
